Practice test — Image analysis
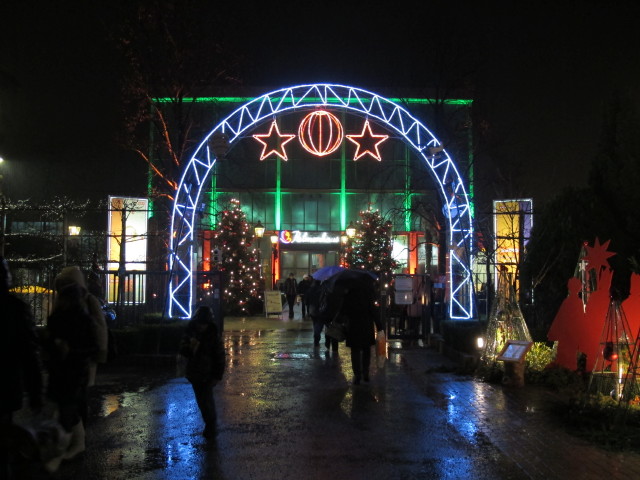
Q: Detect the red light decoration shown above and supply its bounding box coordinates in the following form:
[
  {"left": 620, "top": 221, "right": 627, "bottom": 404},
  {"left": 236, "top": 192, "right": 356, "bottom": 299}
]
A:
[
  {"left": 346, "top": 120, "right": 388, "bottom": 161},
  {"left": 253, "top": 120, "right": 296, "bottom": 161},
  {"left": 298, "top": 110, "right": 344, "bottom": 157},
  {"left": 582, "top": 237, "right": 616, "bottom": 274}
]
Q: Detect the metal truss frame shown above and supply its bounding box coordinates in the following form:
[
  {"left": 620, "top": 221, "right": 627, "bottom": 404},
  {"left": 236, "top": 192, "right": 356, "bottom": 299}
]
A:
[{"left": 168, "top": 83, "right": 474, "bottom": 320}]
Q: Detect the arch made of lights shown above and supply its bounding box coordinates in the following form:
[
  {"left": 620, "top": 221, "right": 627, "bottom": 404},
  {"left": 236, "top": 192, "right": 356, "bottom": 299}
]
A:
[{"left": 168, "top": 83, "right": 474, "bottom": 320}]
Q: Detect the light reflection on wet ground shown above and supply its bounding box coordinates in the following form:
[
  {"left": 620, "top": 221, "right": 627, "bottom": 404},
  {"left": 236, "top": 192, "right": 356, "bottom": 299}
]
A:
[{"left": 56, "top": 323, "right": 531, "bottom": 480}]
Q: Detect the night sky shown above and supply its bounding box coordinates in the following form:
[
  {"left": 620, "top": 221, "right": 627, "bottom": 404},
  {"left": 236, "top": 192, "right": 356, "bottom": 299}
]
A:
[{"left": 1, "top": 1, "right": 639, "bottom": 209}]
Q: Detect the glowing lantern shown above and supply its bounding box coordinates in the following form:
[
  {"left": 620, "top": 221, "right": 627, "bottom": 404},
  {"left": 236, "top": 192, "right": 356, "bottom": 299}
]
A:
[{"left": 298, "top": 110, "right": 344, "bottom": 156}]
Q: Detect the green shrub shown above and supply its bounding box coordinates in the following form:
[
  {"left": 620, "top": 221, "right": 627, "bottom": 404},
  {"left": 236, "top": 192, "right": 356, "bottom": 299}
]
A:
[{"left": 525, "top": 342, "right": 555, "bottom": 372}]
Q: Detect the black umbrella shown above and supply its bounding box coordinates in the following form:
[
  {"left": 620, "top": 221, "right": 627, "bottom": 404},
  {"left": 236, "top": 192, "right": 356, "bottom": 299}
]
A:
[{"left": 323, "top": 269, "right": 378, "bottom": 295}]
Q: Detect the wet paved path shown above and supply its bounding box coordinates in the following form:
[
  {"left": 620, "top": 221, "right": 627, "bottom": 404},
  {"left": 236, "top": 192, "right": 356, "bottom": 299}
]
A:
[
  {"left": 36, "top": 315, "right": 640, "bottom": 479},
  {"left": 55, "top": 325, "right": 526, "bottom": 479}
]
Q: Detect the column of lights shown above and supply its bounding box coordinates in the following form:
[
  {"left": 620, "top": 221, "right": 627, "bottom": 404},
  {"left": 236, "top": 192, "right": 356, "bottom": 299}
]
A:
[{"left": 270, "top": 233, "right": 280, "bottom": 288}]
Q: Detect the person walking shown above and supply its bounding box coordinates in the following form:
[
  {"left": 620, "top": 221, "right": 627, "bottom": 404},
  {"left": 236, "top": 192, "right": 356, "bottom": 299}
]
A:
[
  {"left": 283, "top": 273, "right": 298, "bottom": 319},
  {"left": 0, "top": 256, "right": 43, "bottom": 479},
  {"left": 179, "top": 306, "right": 226, "bottom": 439},
  {"left": 297, "top": 275, "right": 312, "bottom": 318},
  {"left": 342, "top": 283, "right": 383, "bottom": 385},
  {"left": 54, "top": 266, "right": 108, "bottom": 391},
  {"left": 45, "top": 282, "right": 98, "bottom": 471}
]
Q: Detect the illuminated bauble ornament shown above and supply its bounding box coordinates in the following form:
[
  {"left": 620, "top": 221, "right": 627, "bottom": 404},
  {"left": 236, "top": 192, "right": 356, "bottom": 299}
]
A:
[
  {"left": 603, "top": 341, "right": 618, "bottom": 362},
  {"left": 298, "top": 110, "right": 344, "bottom": 157}
]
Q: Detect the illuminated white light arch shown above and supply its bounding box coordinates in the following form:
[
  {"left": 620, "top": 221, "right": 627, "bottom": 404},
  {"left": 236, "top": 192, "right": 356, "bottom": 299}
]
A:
[{"left": 169, "top": 84, "right": 474, "bottom": 320}]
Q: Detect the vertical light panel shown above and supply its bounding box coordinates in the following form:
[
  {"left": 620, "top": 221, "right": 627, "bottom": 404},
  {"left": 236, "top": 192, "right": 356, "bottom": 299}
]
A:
[
  {"left": 275, "top": 157, "right": 281, "bottom": 230},
  {"left": 404, "top": 145, "right": 411, "bottom": 232},
  {"left": 107, "top": 196, "right": 149, "bottom": 304}
]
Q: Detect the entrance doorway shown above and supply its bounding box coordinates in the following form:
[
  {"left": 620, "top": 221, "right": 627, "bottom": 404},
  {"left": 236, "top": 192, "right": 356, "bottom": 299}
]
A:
[{"left": 280, "top": 250, "right": 340, "bottom": 280}]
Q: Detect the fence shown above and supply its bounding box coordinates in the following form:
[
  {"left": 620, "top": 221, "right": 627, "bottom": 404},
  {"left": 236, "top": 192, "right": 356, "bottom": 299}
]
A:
[{"left": 11, "top": 269, "right": 217, "bottom": 326}]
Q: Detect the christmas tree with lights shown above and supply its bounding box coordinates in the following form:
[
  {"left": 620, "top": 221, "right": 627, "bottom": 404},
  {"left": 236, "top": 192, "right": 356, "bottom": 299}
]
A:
[
  {"left": 212, "top": 199, "right": 263, "bottom": 315},
  {"left": 345, "top": 209, "right": 397, "bottom": 275}
]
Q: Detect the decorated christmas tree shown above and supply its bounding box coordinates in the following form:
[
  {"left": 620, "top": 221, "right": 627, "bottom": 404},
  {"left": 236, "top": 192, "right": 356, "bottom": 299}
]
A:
[
  {"left": 212, "top": 199, "right": 263, "bottom": 315},
  {"left": 344, "top": 209, "right": 397, "bottom": 275}
]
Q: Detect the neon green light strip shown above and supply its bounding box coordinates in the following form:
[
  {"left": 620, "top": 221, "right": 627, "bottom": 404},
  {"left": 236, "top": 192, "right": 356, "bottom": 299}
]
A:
[
  {"left": 210, "top": 168, "right": 217, "bottom": 228},
  {"left": 154, "top": 96, "right": 472, "bottom": 106},
  {"left": 404, "top": 146, "right": 412, "bottom": 231}
]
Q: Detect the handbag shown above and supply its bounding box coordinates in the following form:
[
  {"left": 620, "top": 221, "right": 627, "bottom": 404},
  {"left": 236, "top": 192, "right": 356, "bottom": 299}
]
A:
[{"left": 325, "top": 319, "right": 347, "bottom": 342}]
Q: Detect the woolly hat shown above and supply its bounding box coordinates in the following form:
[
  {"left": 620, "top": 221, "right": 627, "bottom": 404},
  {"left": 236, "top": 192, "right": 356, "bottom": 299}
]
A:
[{"left": 54, "top": 266, "right": 87, "bottom": 292}]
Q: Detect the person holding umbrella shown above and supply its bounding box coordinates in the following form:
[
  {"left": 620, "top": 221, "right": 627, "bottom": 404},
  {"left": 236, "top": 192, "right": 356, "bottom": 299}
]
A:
[{"left": 322, "top": 269, "right": 382, "bottom": 384}]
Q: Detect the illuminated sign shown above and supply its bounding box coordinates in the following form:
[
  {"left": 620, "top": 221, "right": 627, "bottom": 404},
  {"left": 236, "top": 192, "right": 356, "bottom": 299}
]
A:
[
  {"left": 493, "top": 199, "right": 533, "bottom": 298},
  {"left": 279, "top": 230, "right": 341, "bottom": 244},
  {"left": 107, "top": 196, "right": 149, "bottom": 304},
  {"left": 346, "top": 120, "right": 388, "bottom": 161},
  {"left": 298, "top": 110, "right": 344, "bottom": 156},
  {"left": 253, "top": 120, "right": 296, "bottom": 161}
]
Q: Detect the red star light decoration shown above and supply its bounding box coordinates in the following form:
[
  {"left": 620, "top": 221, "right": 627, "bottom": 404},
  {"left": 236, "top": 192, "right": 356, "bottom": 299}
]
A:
[
  {"left": 252, "top": 120, "right": 296, "bottom": 161},
  {"left": 582, "top": 237, "right": 615, "bottom": 274},
  {"left": 346, "top": 120, "right": 388, "bottom": 161}
]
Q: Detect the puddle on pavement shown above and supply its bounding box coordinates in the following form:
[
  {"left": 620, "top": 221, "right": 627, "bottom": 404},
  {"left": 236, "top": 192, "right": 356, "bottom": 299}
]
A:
[
  {"left": 98, "top": 391, "right": 143, "bottom": 417},
  {"left": 272, "top": 352, "right": 312, "bottom": 359}
]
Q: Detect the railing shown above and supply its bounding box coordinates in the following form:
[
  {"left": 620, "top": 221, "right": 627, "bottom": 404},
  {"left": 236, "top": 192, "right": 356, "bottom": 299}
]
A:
[{"left": 13, "top": 269, "right": 227, "bottom": 326}]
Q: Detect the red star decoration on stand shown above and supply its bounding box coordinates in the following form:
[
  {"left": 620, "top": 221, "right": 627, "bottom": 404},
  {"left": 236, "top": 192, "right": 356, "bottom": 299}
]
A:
[
  {"left": 346, "top": 120, "right": 388, "bottom": 161},
  {"left": 252, "top": 120, "right": 296, "bottom": 161},
  {"left": 582, "top": 237, "right": 615, "bottom": 274}
]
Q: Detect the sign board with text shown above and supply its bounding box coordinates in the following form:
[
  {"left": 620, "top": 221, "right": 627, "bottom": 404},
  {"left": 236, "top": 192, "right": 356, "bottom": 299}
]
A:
[
  {"left": 497, "top": 340, "right": 533, "bottom": 363},
  {"left": 265, "top": 290, "right": 283, "bottom": 316}
]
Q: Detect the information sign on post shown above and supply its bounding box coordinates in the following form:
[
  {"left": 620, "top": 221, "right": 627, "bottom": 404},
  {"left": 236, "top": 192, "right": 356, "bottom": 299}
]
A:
[
  {"left": 496, "top": 340, "right": 533, "bottom": 363},
  {"left": 497, "top": 340, "right": 533, "bottom": 387}
]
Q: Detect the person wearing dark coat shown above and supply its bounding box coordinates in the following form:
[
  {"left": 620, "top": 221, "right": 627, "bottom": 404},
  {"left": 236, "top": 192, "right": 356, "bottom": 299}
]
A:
[
  {"left": 342, "top": 285, "right": 383, "bottom": 385},
  {"left": 45, "top": 282, "right": 98, "bottom": 470},
  {"left": 297, "top": 275, "right": 313, "bottom": 318},
  {"left": 179, "top": 306, "right": 226, "bottom": 438},
  {"left": 0, "top": 257, "right": 43, "bottom": 479},
  {"left": 283, "top": 273, "right": 298, "bottom": 319}
]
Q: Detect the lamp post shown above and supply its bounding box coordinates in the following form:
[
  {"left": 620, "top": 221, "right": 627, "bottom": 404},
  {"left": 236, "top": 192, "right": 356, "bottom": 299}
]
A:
[
  {"left": 340, "top": 234, "right": 349, "bottom": 266},
  {"left": 346, "top": 220, "right": 356, "bottom": 239},
  {"left": 254, "top": 220, "right": 265, "bottom": 277}
]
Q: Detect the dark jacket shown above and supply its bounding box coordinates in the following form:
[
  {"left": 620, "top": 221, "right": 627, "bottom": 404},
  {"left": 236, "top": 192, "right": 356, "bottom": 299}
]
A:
[
  {"left": 1, "top": 293, "right": 43, "bottom": 413},
  {"left": 179, "top": 320, "right": 225, "bottom": 384},
  {"left": 297, "top": 278, "right": 312, "bottom": 297},
  {"left": 283, "top": 277, "right": 297, "bottom": 296},
  {"left": 343, "top": 287, "right": 382, "bottom": 349},
  {"left": 46, "top": 306, "right": 98, "bottom": 402}
]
